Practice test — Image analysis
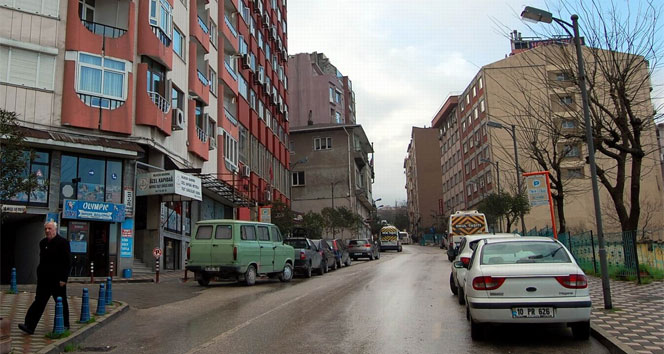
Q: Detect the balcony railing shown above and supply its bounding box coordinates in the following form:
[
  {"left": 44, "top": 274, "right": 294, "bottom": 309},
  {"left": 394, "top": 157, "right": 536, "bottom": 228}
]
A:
[
  {"left": 78, "top": 93, "right": 124, "bottom": 110},
  {"left": 148, "top": 90, "right": 170, "bottom": 113},
  {"left": 196, "top": 126, "right": 208, "bottom": 142},
  {"left": 82, "top": 19, "right": 127, "bottom": 38},
  {"left": 224, "top": 60, "right": 237, "bottom": 81},
  {"left": 151, "top": 25, "right": 171, "bottom": 47},
  {"left": 225, "top": 107, "right": 237, "bottom": 126},
  {"left": 197, "top": 70, "right": 209, "bottom": 86},
  {"left": 224, "top": 15, "right": 237, "bottom": 38},
  {"left": 197, "top": 16, "right": 209, "bottom": 34}
]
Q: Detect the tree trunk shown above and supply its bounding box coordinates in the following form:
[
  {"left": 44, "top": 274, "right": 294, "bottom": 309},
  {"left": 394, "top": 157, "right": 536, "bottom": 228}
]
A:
[{"left": 553, "top": 192, "right": 566, "bottom": 235}]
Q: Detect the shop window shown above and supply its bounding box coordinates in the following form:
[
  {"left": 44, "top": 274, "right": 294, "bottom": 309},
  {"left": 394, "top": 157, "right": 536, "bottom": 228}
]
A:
[
  {"left": 161, "top": 201, "right": 191, "bottom": 234},
  {"left": 2, "top": 150, "right": 50, "bottom": 206},
  {"left": 60, "top": 155, "right": 123, "bottom": 204}
]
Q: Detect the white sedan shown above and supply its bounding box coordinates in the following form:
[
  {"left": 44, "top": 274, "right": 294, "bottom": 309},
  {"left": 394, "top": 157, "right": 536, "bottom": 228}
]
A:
[{"left": 463, "top": 237, "right": 591, "bottom": 340}]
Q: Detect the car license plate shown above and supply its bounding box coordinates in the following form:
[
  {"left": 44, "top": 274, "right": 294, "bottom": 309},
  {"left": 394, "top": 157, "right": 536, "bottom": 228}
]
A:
[{"left": 512, "top": 307, "right": 554, "bottom": 318}]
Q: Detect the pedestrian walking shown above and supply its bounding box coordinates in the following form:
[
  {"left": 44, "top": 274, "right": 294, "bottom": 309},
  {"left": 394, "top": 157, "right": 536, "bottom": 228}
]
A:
[{"left": 18, "top": 221, "right": 71, "bottom": 335}]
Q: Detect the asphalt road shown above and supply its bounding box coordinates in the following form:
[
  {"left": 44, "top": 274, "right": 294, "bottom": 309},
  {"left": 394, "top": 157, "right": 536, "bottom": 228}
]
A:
[{"left": 75, "top": 245, "right": 609, "bottom": 354}]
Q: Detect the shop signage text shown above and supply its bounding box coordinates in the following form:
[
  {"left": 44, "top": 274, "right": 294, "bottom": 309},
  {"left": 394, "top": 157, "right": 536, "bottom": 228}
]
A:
[
  {"left": 63, "top": 199, "right": 126, "bottom": 222},
  {"left": 136, "top": 170, "right": 202, "bottom": 201},
  {"left": 124, "top": 187, "right": 134, "bottom": 218},
  {"left": 120, "top": 218, "right": 134, "bottom": 258},
  {"left": 1, "top": 205, "right": 27, "bottom": 214}
]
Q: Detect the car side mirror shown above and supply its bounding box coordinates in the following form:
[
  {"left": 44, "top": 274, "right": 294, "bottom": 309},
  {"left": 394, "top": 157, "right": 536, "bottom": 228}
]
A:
[{"left": 453, "top": 261, "right": 466, "bottom": 269}]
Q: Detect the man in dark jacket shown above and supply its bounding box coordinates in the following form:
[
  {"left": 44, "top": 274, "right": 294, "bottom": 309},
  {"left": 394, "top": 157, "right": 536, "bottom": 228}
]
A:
[{"left": 18, "top": 221, "right": 71, "bottom": 334}]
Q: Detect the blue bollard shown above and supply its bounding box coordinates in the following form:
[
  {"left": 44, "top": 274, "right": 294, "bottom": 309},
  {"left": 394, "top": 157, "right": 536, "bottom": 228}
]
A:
[
  {"left": 10, "top": 268, "right": 17, "bottom": 293},
  {"left": 95, "top": 283, "right": 106, "bottom": 316},
  {"left": 53, "top": 297, "right": 65, "bottom": 334},
  {"left": 106, "top": 277, "right": 112, "bottom": 306},
  {"left": 80, "top": 288, "right": 90, "bottom": 323}
]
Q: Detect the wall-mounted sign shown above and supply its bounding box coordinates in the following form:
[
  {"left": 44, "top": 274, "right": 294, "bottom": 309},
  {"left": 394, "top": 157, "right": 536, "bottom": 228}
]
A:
[
  {"left": 1, "top": 205, "right": 27, "bottom": 214},
  {"left": 62, "top": 199, "right": 126, "bottom": 222},
  {"left": 120, "top": 218, "right": 134, "bottom": 258},
  {"left": 123, "top": 187, "right": 134, "bottom": 218},
  {"left": 136, "top": 170, "right": 202, "bottom": 201},
  {"left": 259, "top": 207, "right": 271, "bottom": 223}
]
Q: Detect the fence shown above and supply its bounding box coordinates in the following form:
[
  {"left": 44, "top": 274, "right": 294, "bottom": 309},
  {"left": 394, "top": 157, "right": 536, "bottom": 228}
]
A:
[{"left": 523, "top": 228, "right": 664, "bottom": 282}]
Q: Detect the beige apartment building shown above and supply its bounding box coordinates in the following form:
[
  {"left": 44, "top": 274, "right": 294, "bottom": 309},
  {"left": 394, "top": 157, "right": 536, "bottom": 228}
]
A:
[
  {"left": 404, "top": 127, "right": 445, "bottom": 238},
  {"left": 433, "top": 34, "right": 663, "bottom": 235}
]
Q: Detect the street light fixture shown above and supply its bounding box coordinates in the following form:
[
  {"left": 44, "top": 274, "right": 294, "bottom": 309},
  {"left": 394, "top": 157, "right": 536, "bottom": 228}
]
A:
[
  {"left": 486, "top": 120, "right": 526, "bottom": 233},
  {"left": 521, "top": 5, "right": 612, "bottom": 309}
]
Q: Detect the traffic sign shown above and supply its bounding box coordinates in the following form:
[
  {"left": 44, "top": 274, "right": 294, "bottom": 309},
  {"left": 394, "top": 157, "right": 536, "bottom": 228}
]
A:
[
  {"left": 153, "top": 247, "right": 162, "bottom": 259},
  {"left": 525, "top": 175, "right": 549, "bottom": 207}
]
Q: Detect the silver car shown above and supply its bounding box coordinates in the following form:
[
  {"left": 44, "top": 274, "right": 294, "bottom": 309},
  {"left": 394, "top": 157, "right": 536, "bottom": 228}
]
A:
[{"left": 346, "top": 239, "right": 380, "bottom": 260}]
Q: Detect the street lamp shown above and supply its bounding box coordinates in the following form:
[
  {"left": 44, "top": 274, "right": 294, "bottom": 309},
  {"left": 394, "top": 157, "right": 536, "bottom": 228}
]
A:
[
  {"left": 486, "top": 120, "right": 526, "bottom": 233},
  {"left": 521, "top": 5, "right": 612, "bottom": 309}
]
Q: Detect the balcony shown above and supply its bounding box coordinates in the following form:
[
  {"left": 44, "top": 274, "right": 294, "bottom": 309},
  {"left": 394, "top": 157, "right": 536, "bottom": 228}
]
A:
[
  {"left": 224, "top": 15, "right": 237, "bottom": 38},
  {"left": 135, "top": 63, "right": 172, "bottom": 135},
  {"left": 188, "top": 42, "right": 210, "bottom": 105},
  {"left": 225, "top": 107, "right": 238, "bottom": 126},
  {"left": 190, "top": 0, "right": 210, "bottom": 53},
  {"left": 137, "top": 0, "right": 173, "bottom": 70},
  {"left": 61, "top": 61, "right": 133, "bottom": 134},
  {"left": 187, "top": 100, "right": 210, "bottom": 161},
  {"left": 65, "top": 0, "right": 134, "bottom": 62}
]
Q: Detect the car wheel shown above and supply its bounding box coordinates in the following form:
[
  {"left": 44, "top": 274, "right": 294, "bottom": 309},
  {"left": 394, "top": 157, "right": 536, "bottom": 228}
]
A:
[
  {"left": 450, "top": 273, "right": 458, "bottom": 295},
  {"left": 305, "top": 262, "right": 313, "bottom": 278},
  {"left": 244, "top": 265, "right": 257, "bottom": 286},
  {"left": 279, "top": 263, "right": 293, "bottom": 282},
  {"left": 197, "top": 276, "right": 210, "bottom": 287},
  {"left": 571, "top": 321, "right": 590, "bottom": 340},
  {"left": 458, "top": 287, "right": 466, "bottom": 305},
  {"left": 470, "top": 319, "right": 484, "bottom": 341}
]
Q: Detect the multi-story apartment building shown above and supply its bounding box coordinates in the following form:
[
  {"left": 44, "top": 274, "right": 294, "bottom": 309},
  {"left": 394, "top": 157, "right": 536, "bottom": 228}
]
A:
[
  {"left": 289, "top": 124, "right": 374, "bottom": 239},
  {"left": 404, "top": 127, "right": 444, "bottom": 239},
  {"left": 287, "top": 52, "right": 356, "bottom": 127},
  {"left": 434, "top": 34, "right": 663, "bottom": 234},
  {"left": 0, "top": 0, "right": 289, "bottom": 283}
]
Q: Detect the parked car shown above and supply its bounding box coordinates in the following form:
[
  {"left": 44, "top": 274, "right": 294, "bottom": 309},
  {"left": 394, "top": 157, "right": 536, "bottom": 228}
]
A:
[
  {"left": 462, "top": 237, "right": 591, "bottom": 340},
  {"left": 187, "top": 220, "right": 295, "bottom": 286},
  {"left": 311, "top": 239, "right": 337, "bottom": 273},
  {"left": 284, "top": 237, "right": 324, "bottom": 278},
  {"left": 328, "top": 239, "right": 352, "bottom": 268},
  {"left": 450, "top": 233, "right": 521, "bottom": 305},
  {"left": 346, "top": 239, "right": 380, "bottom": 260}
]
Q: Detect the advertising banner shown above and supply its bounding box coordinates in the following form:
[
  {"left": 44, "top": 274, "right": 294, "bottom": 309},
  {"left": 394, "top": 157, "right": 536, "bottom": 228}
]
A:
[
  {"left": 62, "top": 199, "right": 126, "bottom": 222},
  {"left": 136, "top": 170, "right": 202, "bottom": 201},
  {"left": 120, "top": 218, "right": 134, "bottom": 258}
]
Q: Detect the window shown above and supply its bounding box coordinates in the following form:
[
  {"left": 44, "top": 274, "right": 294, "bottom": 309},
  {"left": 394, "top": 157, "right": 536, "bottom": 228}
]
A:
[
  {"left": 314, "top": 137, "right": 332, "bottom": 150},
  {"left": 162, "top": 201, "right": 191, "bottom": 234},
  {"left": 462, "top": 121, "right": 466, "bottom": 131},
  {"left": 77, "top": 53, "right": 127, "bottom": 106},
  {"left": 239, "top": 124, "right": 248, "bottom": 163},
  {"left": 480, "top": 100, "right": 485, "bottom": 112},
  {"left": 209, "top": 20, "right": 217, "bottom": 48},
  {"left": 2, "top": 150, "right": 50, "bottom": 206},
  {"left": 335, "top": 111, "right": 342, "bottom": 123},
  {"left": 560, "top": 95, "right": 574, "bottom": 106},
  {"left": 329, "top": 87, "right": 334, "bottom": 102},
  {"left": 473, "top": 108, "right": 478, "bottom": 120},
  {"left": 215, "top": 225, "right": 232, "bottom": 239},
  {"left": 257, "top": 31, "right": 263, "bottom": 50},
  {"left": 208, "top": 66, "right": 217, "bottom": 96},
  {"left": 171, "top": 86, "right": 183, "bottom": 111},
  {"left": 0, "top": 46, "right": 56, "bottom": 90},
  {"left": 465, "top": 95, "right": 469, "bottom": 104},
  {"left": 257, "top": 226, "right": 270, "bottom": 241},
  {"left": 563, "top": 144, "right": 580, "bottom": 158},
  {"left": 335, "top": 90, "right": 341, "bottom": 103},
  {"left": 265, "top": 42, "right": 270, "bottom": 60},
  {"left": 146, "top": 57, "right": 167, "bottom": 99},
  {"left": 1, "top": 0, "right": 59, "bottom": 17},
  {"left": 467, "top": 185, "right": 472, "bottom": 196},
  {"left": 478, "top": 77, "right": 483, "bottom": 89},
  {"left": 223, "top": 129, "right": 239, "bottom": 171},
  {"left": 472, "top": 86, "right": 476, "bottom": 97},
  {"left": 292, "top": 171, "right": 305, "bottom": 186},
  {"left": 149, "top": 0, "right": 173, "bottom": 39},
  {"left": 241, "top": 225, "right": 256, "bottom": 240},
  {"left": 271, "top": 226, "right": 283, "bottom": 242},
  {"left": 60, "top": 155, "right": 122, "bottom": 204},
  {"left": 562, "top": 120, "right": 576, "bottom": 129},
  {"left": 249, "top": 89, "right": 256, "bottom": 111},
  {"left": 258, "top": 99, "right": 264, "bottom": 120},
  {"left": 238, "top": 35, "right": 248, "bottom": 55},
  {"left": 564, "top": 168, "right": 584, "bottom": 179},
  {"left": 195, "top": 101, "right": 207, "bottom": 140},
  {"left": 173, "top": 27, "right": 185, "bottom": 58},
  {"left": 239, "top": 75, "right": 248, "bottom": 100},
  {"left": 556, "top": 72, "right": 572, "bottom": 81}
]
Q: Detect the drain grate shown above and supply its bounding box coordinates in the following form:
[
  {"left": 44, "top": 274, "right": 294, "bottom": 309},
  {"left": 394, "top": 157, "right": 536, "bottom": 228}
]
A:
[{"left": 79, "top": 345, "right": 117, "bottom": 352}]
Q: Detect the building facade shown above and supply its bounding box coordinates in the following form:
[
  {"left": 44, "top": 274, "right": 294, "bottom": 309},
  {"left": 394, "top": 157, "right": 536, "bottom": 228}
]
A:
[
  {"left": 404, "top": 127, "right": 445, "bottom": 239},
  {"left": 289, "top": 124, "right": 374, "bottom": 239},
  {"left": 0, "top": 0, "right": 289, "bottom": 283}
]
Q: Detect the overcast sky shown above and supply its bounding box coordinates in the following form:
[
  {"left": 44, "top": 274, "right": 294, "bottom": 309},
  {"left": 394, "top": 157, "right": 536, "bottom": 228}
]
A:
[{"left": 287, "top": 0, "right": 664, "bottom": 206}]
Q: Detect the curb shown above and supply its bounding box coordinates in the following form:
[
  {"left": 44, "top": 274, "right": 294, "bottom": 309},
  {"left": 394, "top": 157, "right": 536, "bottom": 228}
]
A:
[
  {"left": 36, "top": 301, "right": 130, "bottom": 354},
  {"left": 68, "top": 278, "right": 154, "bottom": 284},
  {"left": 590, "top": 323, "right": 636, "bottom": 354}
]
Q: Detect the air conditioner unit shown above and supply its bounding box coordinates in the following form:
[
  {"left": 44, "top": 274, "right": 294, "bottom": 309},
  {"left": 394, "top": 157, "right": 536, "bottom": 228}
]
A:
[
  {"left": 278, "top": 102, "right": 284, "bottom": 113},
  {"left": 172, "top": 108, "right": 185, "bottom": 130},
  {"left": 209, "top": 136, "right": 216, "bottom": 150},
  {"left": 264, "top": 190, "right": 272, "bottom": 201},
  {"left": 253, "top": 71, "right": 263, "bottom": 85},
  {"left": 263, "top": 81, "right": 269, "bottom": 93},
  {"left": 270, "top": 26, "right": 277, "bottom": 40},
  {"left": 253, "top": 0, "right": 262, "bottom": 13},
  {"left": 241, "top": 54, "right": 250, "bottom": 69},
  {"left": 271, "top": 92, "right": 277, "bottom": 105},
  {"left": 242, "top": 165, "right": 251, "bottom": 177},
  {"left": 262, "top": 12, "right": 270, "bottom": 28}
]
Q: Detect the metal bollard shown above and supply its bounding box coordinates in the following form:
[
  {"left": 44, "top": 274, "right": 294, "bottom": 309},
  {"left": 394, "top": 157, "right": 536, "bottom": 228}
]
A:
[
  {"left": 106, "top": 277, "right": 112, "bottom": 306},
  {"left": 155, "top": 259, "right": 160, "bottom": 283},
  {"left": 109, "top": 261, "right": 114, "bottom": 280},
  {"left": 95, "top": 283, "right": 106, "bottom": 316},
  {"left": 79, "top": 288, "right": 90, "bottom": 323},
  {"left": 9, "top": 268, "right": 17, "bottom": 294},
  {"left": 90, "top": 261, "right": 95, "bottom": 284},
  {"left": 184, "top": 259, "right": 188, "bottom": 281},
  {"left": 53, "top": 297, "right": 65, "bottom": 335}
]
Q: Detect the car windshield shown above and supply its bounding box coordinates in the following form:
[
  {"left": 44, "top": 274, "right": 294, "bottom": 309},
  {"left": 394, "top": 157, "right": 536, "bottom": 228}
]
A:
[
  {"left": 284, "top": 239, "right": 308, "bottom": 249},
  {"left": 348, "top": 240, "right": 367, "bottom": 246},
  {"left": 480, "top": 241, "right": 571, "bottom": 264}
]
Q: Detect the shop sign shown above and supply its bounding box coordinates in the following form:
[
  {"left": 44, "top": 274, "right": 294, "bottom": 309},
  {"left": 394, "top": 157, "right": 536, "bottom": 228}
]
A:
[
  {"left": 136, "top": 170, "right": 202, "bottom": 201},
  {"left": 120, "top": 218, "right": 134, "bottom": 258},
  {"left": 1, "top": 205, "right": 27, "bottom": 214},
  {"left": 62, "top": 199, "right": 126, "bottom": 222},
  {"left": 123, "top": 187, "right": 134, "bottom": 217}
]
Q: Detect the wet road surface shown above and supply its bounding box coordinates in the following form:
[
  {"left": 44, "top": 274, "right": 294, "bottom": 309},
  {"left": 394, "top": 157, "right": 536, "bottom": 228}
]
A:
[{"left": 76, "top": 245, "right": 609, "bottom": 354}]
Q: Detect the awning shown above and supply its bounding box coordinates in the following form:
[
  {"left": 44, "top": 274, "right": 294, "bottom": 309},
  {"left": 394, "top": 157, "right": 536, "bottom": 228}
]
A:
[
  {"left": 19, "top": 127, "right": 143, "bottom": 157},
  {"left": 196, "top": 173, "right": 254, "bottom": 207}
]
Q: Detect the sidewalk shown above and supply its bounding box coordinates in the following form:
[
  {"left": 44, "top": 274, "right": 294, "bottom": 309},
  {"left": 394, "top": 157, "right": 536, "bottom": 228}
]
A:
[
  {"left": 0, "top": 289, "right": 127, "bottom": 354},
  {"left": 588, "top": 277, "right": 664, "bottom": 354},
  {"left": 67, "top": 269, "right": 185, "bottom": 284}
]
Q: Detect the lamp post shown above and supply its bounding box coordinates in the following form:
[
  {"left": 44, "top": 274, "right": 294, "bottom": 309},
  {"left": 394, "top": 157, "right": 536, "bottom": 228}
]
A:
[
  {"left": 520, "top": 6, "right": 612, "bottom": 309},
  {"left": 486, "top": 121, "right": 526, "bottom": 233}
]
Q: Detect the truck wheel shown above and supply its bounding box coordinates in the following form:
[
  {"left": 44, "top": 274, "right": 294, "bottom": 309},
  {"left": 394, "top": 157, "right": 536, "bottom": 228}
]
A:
[{"left": 244, "top": 265, "right": 257, "bottom": 286}]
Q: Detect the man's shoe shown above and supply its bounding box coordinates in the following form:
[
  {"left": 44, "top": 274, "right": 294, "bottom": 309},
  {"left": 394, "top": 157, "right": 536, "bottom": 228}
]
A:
[{"left": 18, "top": 323, "right": 34, "bottom": 335}]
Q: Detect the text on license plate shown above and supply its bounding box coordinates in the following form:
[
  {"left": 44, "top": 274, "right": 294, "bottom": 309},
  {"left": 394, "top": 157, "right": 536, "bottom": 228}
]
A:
[{"left": 512, "top": 307, "right": 554, "bottom": 318}]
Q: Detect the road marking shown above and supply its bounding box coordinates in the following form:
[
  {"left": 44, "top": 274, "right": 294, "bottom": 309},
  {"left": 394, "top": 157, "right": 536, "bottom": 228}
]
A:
[{"left": 185, "top": 290, "right": 313, "bottom": 354}]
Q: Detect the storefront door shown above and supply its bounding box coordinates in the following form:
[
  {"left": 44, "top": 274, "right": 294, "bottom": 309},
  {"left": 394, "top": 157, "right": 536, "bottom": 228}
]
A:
[
  {"left": 164, "top": 237, "right": 180, "bottom": 270},
  {"left": 90, "top": 221, "right": 109, "bottom": 276}
]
